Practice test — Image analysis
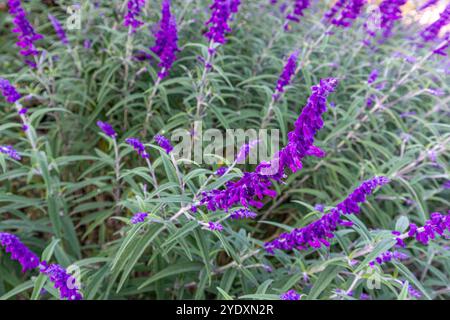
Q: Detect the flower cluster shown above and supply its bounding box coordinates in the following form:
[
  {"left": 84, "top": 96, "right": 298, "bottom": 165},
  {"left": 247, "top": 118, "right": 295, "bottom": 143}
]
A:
[
  {"left": 0, "top": 145, "right": 21, "bottom": 161},
  {"left": 0, "top": 232, "right": 39, "bottom": 272},
  {"left": 0, "top": 78, "right": 22, "bottom": 104},
  {"left": 229, "top": 208, "right": 257, "bottom": 220},
  {"left": 48, "top": 14, "right": 68, "bottom": 45},
  {"left": 285, "top": 0, "right": 310, "bottom": 29},
  {"left": 264, "top": 176, "right": 390, "bottom": 253},
  {"left": 150, "top": 0, "right": 179, "bottom": 79},
  {"left": 7, "top": 0, "right": 44, "bottom": 67},
  {"left": 280, "top": 290, "right": 301, "bottom": 300},
  {"left": 376, "top": 0, "right": 407, "bottom": 38},
  {"left": 369, "top": 250, "right": 409, "bottom": 267},
  {"left": 208, "top": 221, "right": 223, "bottom": 231},
  {"left": 325, "top": 0, "right": 366, "bottom": 28},
  {"left": 204, "top": 0, "right": 241, "bottom": 44},
  {"left": 39, "top": 261, "right": 83, "bottom": 300},
  {"left": 367, "top": 69, "right": 378, "bottom": 84},
  {"left": 124, "top": 0, "right": 146, "bottom": 33},
  {"left": 420, "top": 4, "right": 450, "bottom": 42},
  {"left": 403, "top": 212, "right": 449, "bottom": 245},
  {"left": 154, "top": 134, "right": 173, "bottom": 154},
  {"left": 130, "top": 212, "right": 148, "bottom": 224},
  {"left": 199, "top": 78, "right": 338, "bottom": 213},
  {"left": 96, "top": 121, "right": 117, "bottom": 138},
  {"left": 273, "top": 51, "right": 299, "bottom": 99},
  {"left": 126, "top": 137, "right": 149, "bottom": 159}
]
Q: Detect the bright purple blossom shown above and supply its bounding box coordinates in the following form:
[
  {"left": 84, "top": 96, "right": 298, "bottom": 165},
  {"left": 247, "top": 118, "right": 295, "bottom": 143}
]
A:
[
  {"left": 407, "top": 284, "right": 422, "bottom": 299},
  {"left": 314, "top": 204, "right": 325, "bottom": 213},
  {"left": 420, "top": 4, "right": 450, "bottom": 42},
  {"left": 273, "top": 51, "right": 299, "bottom": 99},
  {"left": 151, "top": 0, "right": 179, "bottom": 79},
  {"left": 367, "top": 69, "right": 378, "bottom": 84},
  {"left": 154, "top": 134, "right": 173, "bottom": 154},
  {"left": 0, "top": 232, "right": 39, "bottom": 272},
  {"left": 216, "top": 167, "right": 228, "bottom": 176},
  {"left": 369, "top": 250, "right": 409, "bottom": 267},
  {"left": 96, "top": 121, "right": 117, "bottom": 138},
  {"left": 124, "top": 0, "right": 146, "bottom": 33},
  {"left": 130, "top": 212, "right": 148, "bottom": 224},
  {"left": 200, "top": 78, "right": 338, "bottom": 213},
  {"left": 402, "top": 212, "right": 450, "bottom": 245},
  {"left": 280, "top": 290, "right": 301, "bottom": 300},
  {"left": 48, "top": 14, "right": 68, "bottom": 45},
  {"left": 325, "top": 0, "right": 366, "bottom": 28},
  {"left": 39, "top": 261, "right": 83, "bottom": 300},
  {"left": 264, "top": 176, "right": 390, "bottom": 253},
  {"left": 18, "top": 107, "right": 28, "bottom": 115},
  {"left": 229, "top": 208, "right": 257, "bottom": 220},
  {"left": 204, "top": 0, "right": 241, "bottom": 44},
  {"left": 367, "top": 0, "right": 407, "bottom": 38},
  {"left": 208, "top": 221, "right": 223, "bottom": 231},
  {"left": 7, "top": 0, "right": 44, "bottom": 67},
  {"left": 0, "top": 78, "right": 22, "bottom": 103},
  {"left": 126, "top": 137, "right": 149, "bottom": 159},
  {"left": 0, "top": 145, "right": 21, "bottom": 160},
  {"left": 285, "top": 0, "right": 310, "bottom": 29}
]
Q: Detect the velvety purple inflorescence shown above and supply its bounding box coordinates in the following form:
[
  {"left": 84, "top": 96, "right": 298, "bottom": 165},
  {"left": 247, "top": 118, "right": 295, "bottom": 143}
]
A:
[
  {"left": 280, "top": 290, "right": 301, "bottom": 300},
  {"left": 285, "top": 0, "right": 310, "bottom": 28},
  {"left": 151, "top": 0, "right": 179, "bottom": 79},
  {"left": 402, "top": 212, "right": 450, "bottom": 245},
  {"left": 367, "top": 69, "right": 378, "bottom": 84},
  {"left": 376, "top": 0, "right": 407, "bottom": 38},
  {"left": 204, "top": 0, "right": 241, "bottom": 44},
  {"left": 96, "top": 121, "right": 117, "bottom": 138},
  {"left": 154, "top": 134, "right": 173, "bottom": 154},
  {"left": 273, "top": 51, "right": 299, "bottom": 99},
  {"left": 124, "top": 0, "right": 146, "bottom": 33},
  {"left": 229, "top": 208, "right": 257, "bottom": 220},
  {"left": 126, "top": 137, "right": 149, "bottom": 159},
  {"left": 369, "top": 250, "right": 409, "bottom": 267},
  {"left": 48, "top": 14, "right": 68, "bottom": 45},
  {"left": 0, "top": 78, "right": 22, "bottom": 103},
  {"left": 421, "top": 4, "right": 450, "bottom": 42},
  {"left": 7, "top": 0, "right": 43, "bottom": 67},
  {"left": 264, "top": 176, "right": 390, "bottom": 253},
  {"left": 0, "top": 145, "right": 21, "bottom": 160},
  {"left": 199, "top": 78, "right": 338, "bottom": 213},
  {"left": 325, "top": 0, "right": 366, "bottom": 28},
  {"left": 0, "top": 232, "right": 39, "bottom": 272},
  {"left": 39, "top": 261, "right": 83, "bottom": 300},
  {"left": 208, "top": 221, "right": 223, "bottom": 231},
  {"left": 130, "top": 212, "right": 148, "bottom": 224}
]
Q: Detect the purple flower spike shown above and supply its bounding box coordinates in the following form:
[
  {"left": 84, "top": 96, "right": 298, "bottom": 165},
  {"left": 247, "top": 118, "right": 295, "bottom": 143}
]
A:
[
  {"left": 48, "top": 14, "right": 68, "bottom": 45},
  {"left": 273, "top": 50, "right": 299, "bottom": 99},
  {"left": 126, "top": 137, "right": 149, "bottom": 159},
  {"left": 325, "top": 0, "right": 366, "bottom": 28},
  {"left": 264, "top": 176, "right": 389, "bottom": 253},
  {"left": 0, "top": 145, "right": 21, "bottom": 160},
  {"left": 130, "top": 212, "right": 148, "bottom": 224},
  {"left": 208, "top": 221, "right": 223, "bottom": 231},
  {"left": 229, "top": 208, "right": 257, "bottom": 220},
  {"left": 154, "top": 134, "right": 173, "bottom": 154},
  {"left": 204, "top": 0, "right": 241, "bottom": 44},
  {"left": 420, "top": 5, "right": 450, "bottom": 42},
  {"left": 280, "top": 290, "right": 301, "bottom": 300},
  {"left": 124, "top": 0, "right": 146, "bottom": 33},
  {"left": 215, "top": 167, "right": 228, "bottom": 176},
  {"left": 284, "top": 0, "right": 310, "bottom": 29},
  {"left": 0, "top": 78, "right": 22, "bottom": 103},
  {"left": 236, "top": 139, "right": 260, "bottom": 163},
  {"left": 151, "top": 0, "right": 179, "bottom": 79},
  {"left": 7, "top": 0, "right": 44, "bottom": 66},
  {"left": 367, "top": 69, "right": 378, "bottom": 84},
  {"left": 96, "top": 121, "right": 117, "bottom": 138},
  {"left": 404, "top": 212, "right": 450, "bottom": 245},
  {"left": 0, "top": 232, "right": 40, "bottom": 272},
  {"left": 39, "top": 261, "right": 83, "bottom": 300}
]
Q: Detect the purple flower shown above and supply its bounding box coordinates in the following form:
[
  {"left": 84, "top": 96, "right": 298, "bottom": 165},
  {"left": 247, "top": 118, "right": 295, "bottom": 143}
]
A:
[
  {"left": 360, "top": 293, "right": 371, "bottom": 300},
  {"left": 48, "top": 14, "right": 68, "bottom": 45},
  {"left": 7, "top": 0, "right": 44, "bottom": 67},
  {"left": 215, "top": 167, "right": 228, "bottom": 176},
  {"left": 404, "top": 212, "right": 450, "bottom": 245},
  {"left": 443, "top": 180, "right": 450, "bottom": 189},
  {"left": 420, "top": 5, "right": 450, "bottom": 42},
  {"left": 124, "top": 0, "right": 146, "bottom": 33},
  {"left": 367, "top": 69, "right": 378, "bottom": 84},
  {"left": 126, "top": 137, "right": 149, "bottom": 159},
  {"left": 199, "top": 78, "right": 338, "bottom": 213},
  {"left": 236, "top": 139, "right": 260, "bottom": 163},
  {"left": 154, "top": 134, "right": 173, "bottom": 154},
  {"left": 130, "top": 212, "right": 148, "bottom": 224},
  {"left": 273, "top": 51, "right": 299, "bottom": 99},
  {"left": 407, "top": 284, "right": 422, "bottom": 299},
  {"left": 284, "top": 0, "right": 310, "bottom": 29},
  {"left": 0, "top": 145, "right": 21, "bottom": 160},
  {"left": 151, "top": 0, "right": 179, "bottom": 79},
  {"left": 0, "top": 78, "right": 22, "bottom": 103},
  {"left": 96, "top": 121, "right": 117, "bottom": 138},
  {"left": 369, "top": 250, "right": 409, "bottom": 267},
  {"left": 280, "top": 290, "right": 301, "bottom": 300},
  {"left": 0, "top": 232, "right": 39, "bottom": 272},
  {"left": 18, "top": 107, "right": 28, "bottom": 115},
  {"left": 204, "top": 0, "right": 241, "bottom": 44},
  {"left": 39, "top": 261, "right": 83, "bottom": 300},
  {"left": 264, "top": 176, "right": 389, "bottom": 253},
  {"left": 229, "top": 208, "right": 257, "bottom": 220},
  {"left": 375, "top": 0, "right": 407, "bottom": 38},
  {"left": 325, "top": 0, "right": 366, "bottom": 28},
  {"left": 314, "top": 204, "right": 325, "bottom": 213},
  {"left": 208, "top": 221, "right": 223, "bottom": 231}
]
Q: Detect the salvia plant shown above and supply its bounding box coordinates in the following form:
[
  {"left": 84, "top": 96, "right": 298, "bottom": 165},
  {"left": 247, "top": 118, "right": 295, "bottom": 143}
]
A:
[{"left": 0, "top": 0, "right": 449, "bottom": 301}]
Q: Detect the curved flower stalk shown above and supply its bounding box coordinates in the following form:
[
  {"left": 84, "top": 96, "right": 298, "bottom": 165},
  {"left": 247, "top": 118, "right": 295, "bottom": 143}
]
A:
[
  {"left": 48, "top": 14, "right": 69, "bottom": 46},
  {"left": 199, "top": 78, "right": 338, "bottom": 213},
  {"left": 39, "top": 262, "right": 83, "bottom": 300},
  {"left": 123, "top": 0, "right": 146, "bottom": 33},
  {"left": 324, "top": 0, "right": 366, "bottom": 28},
  {"left": 7, "top": 0, "right": 44, "bottom": 68},
  {"left": 264, "top": 176, "right": 390, "bottom": 253},
  {"left": 0, "top": 232, "right": 39, "bottom": 272}
]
